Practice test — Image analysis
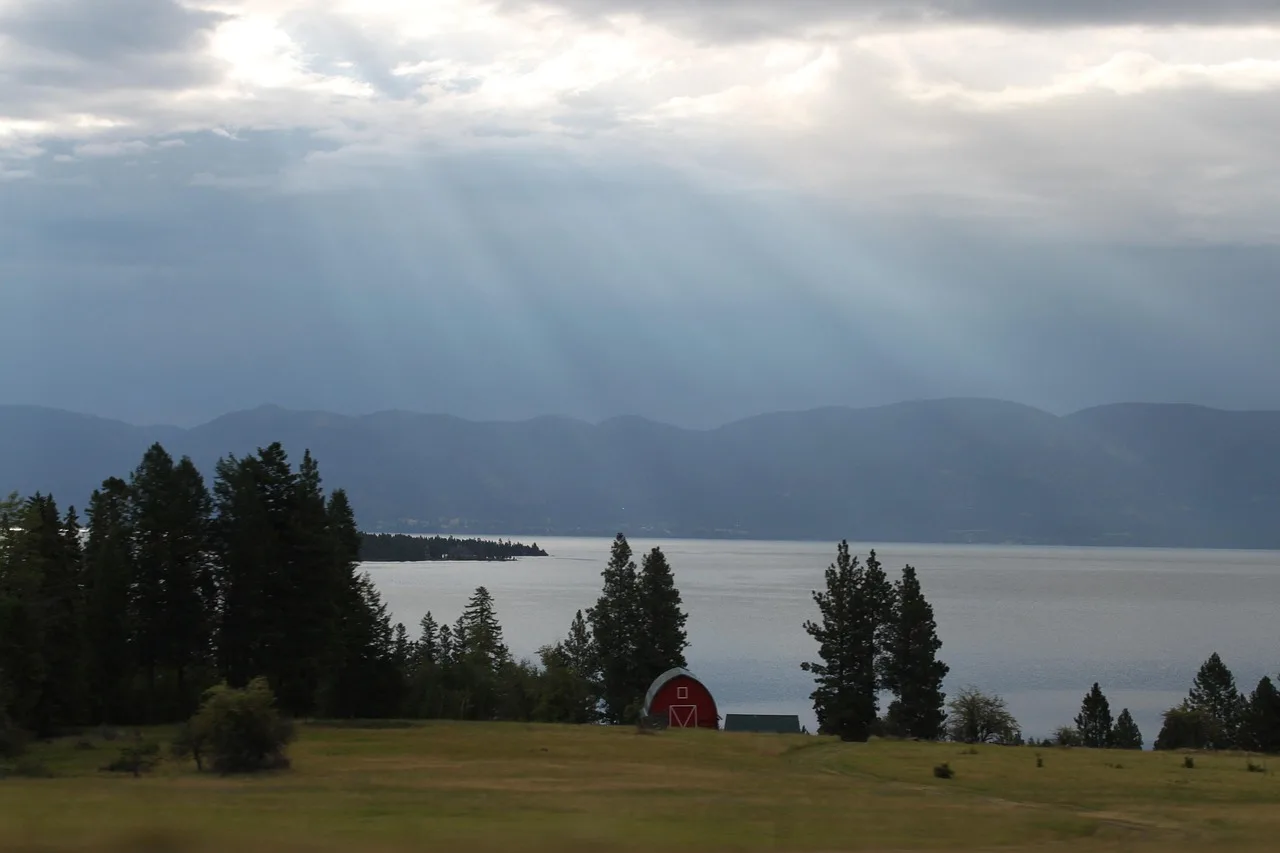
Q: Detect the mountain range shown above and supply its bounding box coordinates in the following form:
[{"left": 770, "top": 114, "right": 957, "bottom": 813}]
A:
[{"left": 2, "top": 399, "right": 1278, "bottom": 548}]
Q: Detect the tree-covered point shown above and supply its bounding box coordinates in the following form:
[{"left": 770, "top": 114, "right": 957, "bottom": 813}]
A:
[{"left": 359, "top": 533, "right": 548, "bottom": 563}]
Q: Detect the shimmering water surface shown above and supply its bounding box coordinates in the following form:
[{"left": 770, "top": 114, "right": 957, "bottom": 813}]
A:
[{"left": 365, "top": 538, "right": 1280, "bottom": 740}]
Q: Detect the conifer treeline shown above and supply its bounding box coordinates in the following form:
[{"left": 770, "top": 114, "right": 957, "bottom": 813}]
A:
[
  {"left": 0, "top": 443, "right": 402, "bottom": 734},
  {"left": 0, "top": 446, "right": 690, "bottom": 734},
  {"left": 359, "top": 533, "right": 547, "bottom": 563}
]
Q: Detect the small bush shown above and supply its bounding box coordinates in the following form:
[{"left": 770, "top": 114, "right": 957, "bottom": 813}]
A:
[
  {"left": 933, "top": 762, "right": 955, "bottom": 780},
  {"left": 1183, "top": 756, "right": 1196, "bottom": 769},
  {"left": 5, "top": 757, "right": 55, "bottom": 778},
  {"left": 104, "top": 741, "right": 161, "bottom": 777},
  {"left": 183, "top": 677, "right": 295, "bottom": 774},
  {"left": 0, "top": 723, "right": 28, "bottom": 760},
  {"left": 170, "top": 722, "right": 204, "bottom": 772},
  {"left": 1053, "top": 726, "right": 1082, "bottom": 748}
]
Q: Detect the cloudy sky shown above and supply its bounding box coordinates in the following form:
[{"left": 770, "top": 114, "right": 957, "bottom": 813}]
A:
[{"left": 2, "top": 0, "right": 1279, "bottom": 427}]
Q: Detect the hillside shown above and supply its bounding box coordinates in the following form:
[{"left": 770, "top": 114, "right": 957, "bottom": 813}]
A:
[{"left": 3, "top": 399, "right": 1280, "bottom": 547}]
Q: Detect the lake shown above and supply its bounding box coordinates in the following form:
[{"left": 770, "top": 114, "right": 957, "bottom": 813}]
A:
[{"left": 364, "top": 538, "right": 1280, "bottom": 742}]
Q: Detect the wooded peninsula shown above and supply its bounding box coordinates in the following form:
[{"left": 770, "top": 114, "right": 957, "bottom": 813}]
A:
[{"left": 358, "top": 533, "right": 548, "bottom": 563}]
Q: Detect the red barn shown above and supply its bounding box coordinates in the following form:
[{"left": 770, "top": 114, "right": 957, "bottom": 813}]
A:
[{"left": 642, "top": 667, "right": 719, "bottom": 730}]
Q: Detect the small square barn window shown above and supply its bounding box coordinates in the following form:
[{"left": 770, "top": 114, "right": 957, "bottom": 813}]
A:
[{"left": 677, "top": 686, "right": 688, "bottom": 699}]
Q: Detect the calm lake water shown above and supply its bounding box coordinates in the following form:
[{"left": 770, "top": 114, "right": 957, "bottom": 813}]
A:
[{"left": 364, "top": 538, "right": 1280, "bottom": 742}]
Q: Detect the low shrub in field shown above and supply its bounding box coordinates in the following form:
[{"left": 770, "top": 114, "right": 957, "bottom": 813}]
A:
[
  {"left": 179, "top": 677, "right": 295, "bottom": 774},
  {"left": 0, "top": 723, "right": 27, "bottom": 760},
  {"left": 104, "top": 742, "right": 161, "bottom": 777},
  {"left": 0, "top": 700, "right": 27, "bottom": 760},
  {"left": 933, "top": 763, "right": 955, "bottom": 780},
  {"left": 1, "top": 757, "right": 54, "bottom": 778},
  {"left": 1053, "top": 726, "right": 1082, "bottom": 748}
]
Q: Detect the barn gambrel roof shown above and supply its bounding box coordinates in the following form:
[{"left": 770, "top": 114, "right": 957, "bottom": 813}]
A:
[{"left": 642, "top": 667, "right": 706, "bottom": 717}]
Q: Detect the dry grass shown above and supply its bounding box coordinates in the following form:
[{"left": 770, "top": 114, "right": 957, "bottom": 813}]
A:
[{"left": 2, "top": 722, "right": 1278, "bottom": 852}]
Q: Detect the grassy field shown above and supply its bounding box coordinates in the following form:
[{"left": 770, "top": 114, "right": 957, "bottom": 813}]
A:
[{"left": 2, "top": 722, "right": 1278, "bottom": 852}]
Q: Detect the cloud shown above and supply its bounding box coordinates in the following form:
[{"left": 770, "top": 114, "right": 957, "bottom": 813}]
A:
[
  {"left": 0, "top": 0, "right": 1277, "bottom": 246},
  {"left": 527, "top": 1, "right": 1280, "bottom": 41}
]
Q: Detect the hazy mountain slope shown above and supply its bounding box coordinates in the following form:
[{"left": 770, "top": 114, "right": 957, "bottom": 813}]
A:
[
  {"left": 2, "top": 400, "right": 1277, "bottom": 547},
  {"left": 1067, "top": 404, "right": 1280, "bottom": 548}
]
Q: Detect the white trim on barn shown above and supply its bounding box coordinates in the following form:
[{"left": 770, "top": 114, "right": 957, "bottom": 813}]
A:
[{"left": 642, "top": 667, "right": 698, "bottom": 718}]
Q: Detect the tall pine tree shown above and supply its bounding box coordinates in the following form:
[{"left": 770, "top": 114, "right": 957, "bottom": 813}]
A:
[
  {"left": 1074, "top": 683, "right": 1114, "bottom": 748},
  {"left": 84, "top": 479, "right": 136, "bottom": 723},
  {"left": 882, "top": 564, "right": 948, "bottom": 740},
  {"left": 802, "top": 541, "right": 882, "bottom": 742},
  {"left": 587, "top": 534, "right": 644, "bottom": 723},
  {"left": 1112, "top": 708, "right": 1144, "bottom": 750},
  {"left": 637, "top": 547, "right": 689, "bottom": 687},
  {"left": 1187, "top": 652, "right": 1244, "bottom": 749},
  {"left": 1242, "top": 676, "right": 1280, "bottom": 754}
]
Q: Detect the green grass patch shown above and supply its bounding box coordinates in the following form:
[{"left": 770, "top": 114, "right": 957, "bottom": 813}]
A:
[{"left": 2, "top": 723, "right": 1279, "bottom": 852}]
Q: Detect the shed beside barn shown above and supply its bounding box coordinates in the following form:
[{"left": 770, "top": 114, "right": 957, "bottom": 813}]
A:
[
  {"left": 642, "top": 667, "right": 719, "bottom": 729},
  {"left": 723, "top": 714, "right": 802, "bottom": 734}
]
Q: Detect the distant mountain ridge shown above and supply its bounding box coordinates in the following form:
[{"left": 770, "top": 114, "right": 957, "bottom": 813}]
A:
[{"left": 3, "top": 399, "right": 1279, "bottom": 548}]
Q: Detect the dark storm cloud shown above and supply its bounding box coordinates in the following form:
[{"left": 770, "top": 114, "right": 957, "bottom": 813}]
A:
[
  {"left": 0, "top": 0, "right": 225, "bottom": 61},
  {"left": 4, "top": 134, "right": 1280, "bottom": 428},
  {"left": 0, "top": 0, "right": 226, "bottom": 101},
  {"left": 527, "top": 0, "right": 1280, "bottom": 39}
]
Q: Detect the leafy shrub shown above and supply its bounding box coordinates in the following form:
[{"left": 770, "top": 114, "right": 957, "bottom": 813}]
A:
[
  {"left": 0, "top": 721, "right": 27, "bottom": 760},
  {"left": 170, "top": 722, "right": 204, "bottom": 772},
  {"left": 182, "top": 677, "right": 295, "bottom": 774},
  {"left": 104, "top": 741, "right": 161, "bottom": 777},
  {"left": 946, "top": 687, "right": 1020, "bottom": 745},
  {"left": 1053, "top": 725, "right": 1083, "bottom": 747},
  {"left": 3, "top": 757, "right": 54, "bottom": 778},
  {"left": 933, "top": 763, "right": 955, "bottom": 779}
]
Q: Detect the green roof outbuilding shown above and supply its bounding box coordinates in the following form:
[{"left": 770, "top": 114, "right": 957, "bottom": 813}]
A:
[{"left": 723, "top": 714, "right": 802, "bottom": 734}]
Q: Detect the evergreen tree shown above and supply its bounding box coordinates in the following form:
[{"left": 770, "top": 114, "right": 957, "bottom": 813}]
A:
[
  {"left": 1241, "top": 676, "right": 1280, "bottom": 754},
  {"left": 162, "top": 457, "right": 216, "bottom": 715},
  {"left": 1, "top": 494, "right": 87, "bottom": 734},
  {"left": 128, "top": 444, "right": 179, "bottom": 712},
  {"left": 561, "top": 610, "right": 594, "bottom": 680},
  {"left": 637, "top": 547, "right": 689, "bottom": 685},
  {"left": 274, "top": 450, "right": 343, "bottom": 715},
  {"left": 882, "top": 564, "right": 948, "bottom": 740},
  {"left": 1112, "top": 708, "right": 1144, "bottom": 750},
  {"left": 536, "top": 642, "right": 599, "bottom": 724},
  {"left": 535, "top": 610, "right": 599, "bottom": 724},
  {"left": 459, "top": 586, "right": 510, "bottom": 672},
  {"left": 1074, "top": 683, "right": 1114, "bottom": 748},
  {"left": 1187, "top": 652, "right": 1244, "bottom": 749},
  {"left": 84, "top": 479, "right": 136, "bottom": 723},
  {"left": 320, "top": 489, "right": 405, "bottom": 718},
  {"left": 587, "top": 534, "right": 644, "bottom": 723},
  {"left": 801, "top": 541, "right": 881, "bottom": 741}
]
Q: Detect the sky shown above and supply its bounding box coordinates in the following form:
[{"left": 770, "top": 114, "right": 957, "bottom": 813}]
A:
[{"left": 2, "top": 0, "right": 1279, "bottom": 428}]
